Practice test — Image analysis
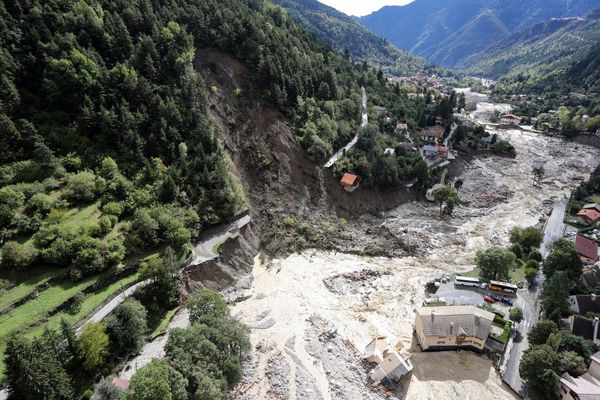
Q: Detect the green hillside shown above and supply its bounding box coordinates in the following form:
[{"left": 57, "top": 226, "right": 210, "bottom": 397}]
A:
[
  {"left": 360, "top": 0, "right": 600, "bottom": 67},
  {"left": 273, "top": 0, "right": 433, "bottom": 75},
  {"left": 461, "top": 10, "right": 600, "bottom": 79}
]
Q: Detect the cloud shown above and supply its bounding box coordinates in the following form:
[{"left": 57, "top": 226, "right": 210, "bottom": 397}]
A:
[{"left": 317, "top": 0, "right": 414, "bottom": 16}]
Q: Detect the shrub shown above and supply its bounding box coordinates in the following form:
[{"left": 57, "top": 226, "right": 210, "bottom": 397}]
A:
[
  {"left": 509, "top": 244, "right": 522, "bottom": 259},
  {"left": 0, "top": 241, "right": 38, "bottom": 270},
  {"left": 102, "top": 201, "right": 124, "bottom": 217},
  {"left": 26, "top": 193, "right": 55, "bottom": 215},
  {"left": 63, "top": 171, "right": 97, "bottom": 203},
  {"left": 510, "top": 307, "right": 524, "bottom": 323},
  {"left": 0, "top": 187, "right": 25, "bottom": 227}
]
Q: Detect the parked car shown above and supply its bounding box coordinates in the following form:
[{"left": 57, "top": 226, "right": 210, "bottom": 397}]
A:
[
  {"left": 500, "top": 297, "right": 513, "bottom": 306},
  {"left": 484, "top": 295, "right": 496, "bottom": 303},
  {"left": 480, "top": 283, "right": 488, "bottom": 290},
  {"left": 491, "top": 294, "right": 502, "bottom": 302}
]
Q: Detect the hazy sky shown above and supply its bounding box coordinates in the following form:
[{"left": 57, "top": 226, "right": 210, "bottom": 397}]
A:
[{"left": 318, "top": 0, "right": 414, "bottom": 16}]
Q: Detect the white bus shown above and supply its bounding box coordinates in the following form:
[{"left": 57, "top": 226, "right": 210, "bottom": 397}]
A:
[{"left": 454, "top": 276, "right": 480, "bottom": 288}]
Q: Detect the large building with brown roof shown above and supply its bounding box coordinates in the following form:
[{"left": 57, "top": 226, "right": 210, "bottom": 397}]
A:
[{"left": 414, "top": 306, "right": 495, "bottom": 351}]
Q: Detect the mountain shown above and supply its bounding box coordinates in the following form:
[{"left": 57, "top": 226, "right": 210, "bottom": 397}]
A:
[
  {"left": 461, "top": 8, "right": 600, "bottom": 79},
  {"left": 272, "top": 0, "right": 432, "bottom": 75},
  {"left": 567, "top": 40, "right": 600, "bottom": 92},
  {"left": 360, "top": 0, "right": 600, "bottom": 67}
]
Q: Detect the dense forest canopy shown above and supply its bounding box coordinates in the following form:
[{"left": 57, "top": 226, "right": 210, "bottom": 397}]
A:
[{"left": 272, "top": 0, "right": 433, "bottom": 76}]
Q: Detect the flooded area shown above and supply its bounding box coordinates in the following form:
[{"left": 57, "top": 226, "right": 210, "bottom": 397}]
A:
[{"left": 231, "top": 98, "right": 600, "bottom": 399}]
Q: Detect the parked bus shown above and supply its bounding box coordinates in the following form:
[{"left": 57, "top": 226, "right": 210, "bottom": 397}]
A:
[
  {"left": 489, "top": 280, "right": 518, "bottom": 295},
  {"left": 454, "top": 276, "right": 480, "bottom": 288}
]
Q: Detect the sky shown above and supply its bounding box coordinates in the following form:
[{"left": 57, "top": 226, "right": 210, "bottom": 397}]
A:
[{"left": 317, "top": 0, "right": 415, "bottom": 16}]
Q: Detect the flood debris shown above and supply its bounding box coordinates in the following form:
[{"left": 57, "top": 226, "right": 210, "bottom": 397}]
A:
[{"left": 363, "top": 337, "right": 413, "bottom": 388}]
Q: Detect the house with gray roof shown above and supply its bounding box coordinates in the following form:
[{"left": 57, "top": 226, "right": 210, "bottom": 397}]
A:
[
  {"left": 414, "top": 306, "right": 494, "bottom": 351},
  {"left": 560, "top": 351, "right": 600, "bottom": 400}
]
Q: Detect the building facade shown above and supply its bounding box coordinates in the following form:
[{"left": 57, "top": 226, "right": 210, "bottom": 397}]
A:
[{"left": 415, "top": 306, "right": 494, "bottom": 351}]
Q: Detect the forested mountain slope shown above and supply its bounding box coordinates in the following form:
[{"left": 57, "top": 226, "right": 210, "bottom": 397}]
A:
[
  {"left": 360, "top": 0, "right": 600, "bottom": 67},
  {"left": 460, "top": 8, "right": 600, "bottom": 79},
  {"left": 0, "top": 0, "right": 434, "bottom": 398},
  {"left": 272, "top": 0, "right": 432, "bottom": 75}
]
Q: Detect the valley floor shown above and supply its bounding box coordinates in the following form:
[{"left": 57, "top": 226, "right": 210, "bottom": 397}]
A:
[{"left": 229, "top": 126, "right": 600, "bottom": 399}]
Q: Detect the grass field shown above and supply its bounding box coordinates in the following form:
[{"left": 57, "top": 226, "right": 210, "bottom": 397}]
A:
[
  {"left": 586, "top": 194, "right": 600, "bottom": 204},
  {"left": 0, "top": 268, "right": 67, "bottom": 312},
  {"left": 60, "top": 201, "right": 101, "bottom": 228},
  {"left": 26, "top": 271, "right": 141, "bottom": 338},
  {"left": 0, "top": 275, "right": 101, "bottom": 342},
  {"left": 0, "top": 271, "right": 140, "bottom": 378}
]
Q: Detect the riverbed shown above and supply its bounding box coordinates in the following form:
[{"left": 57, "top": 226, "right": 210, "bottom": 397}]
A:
[{"left": 230, "top": 101, "right": 600, "bottom": 399}]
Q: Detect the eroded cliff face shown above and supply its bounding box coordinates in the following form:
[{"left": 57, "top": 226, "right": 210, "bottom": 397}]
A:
[{"left": 182, "top": 223, "right": 260, "bottom": 296}]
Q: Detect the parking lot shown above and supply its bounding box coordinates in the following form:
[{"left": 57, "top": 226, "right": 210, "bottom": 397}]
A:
[{"left": 429, "top": 281, "right": 522, "bottom": 316}]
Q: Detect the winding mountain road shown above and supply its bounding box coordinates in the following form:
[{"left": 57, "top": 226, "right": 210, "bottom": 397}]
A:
[{"left": 324, "top": 87, "right": 367, "bottom": 168}]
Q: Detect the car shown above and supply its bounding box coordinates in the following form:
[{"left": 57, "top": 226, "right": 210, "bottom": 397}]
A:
[
  {"left": 484, "top": 295, "right": 495, "bottom": 303},
  {"left": 491, "top": 294, "right": 502, "bottom": 302},
  {"left": 500, "top": 297, "right": 513, "bottom": 306},
  {"left": 480, "top": 283, "right": 488, "bottom": 290}
]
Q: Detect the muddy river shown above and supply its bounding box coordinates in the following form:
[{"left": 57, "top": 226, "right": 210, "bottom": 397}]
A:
[{"left": 231, "top": 97, "right": 600, "bottom": 400}]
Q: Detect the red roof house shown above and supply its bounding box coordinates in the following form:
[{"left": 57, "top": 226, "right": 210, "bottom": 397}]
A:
[
  {"left": 584, "top": 203, "right": 600, "bottom": 213},
  {"left": 340, "top": 173, "right": 360, "bottom": 192},
  {"left": 501, "top": 114, "right": 522, "bottom": 125},
  {"left": 578, "top": 208, "right": 600, "bottom": 225},
  {"left": 576, "top": 234, "right": 599, "bottom": 263}
]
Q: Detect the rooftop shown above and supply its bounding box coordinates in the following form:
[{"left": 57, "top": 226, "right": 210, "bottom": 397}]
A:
[
  {"left": 580, "top": 266, "right": 600, "bottom": 288},
  {"left": 560, "top": 372, "right": 600, "bottom": 398},
  {"left": 340, "top": 173, "right": 359, "bottom": 187},
  {"left": 578, "top": 209, "right": 600, "bottom": 222},
  {"left": 416, "top": 306, "right": 495, "bottom": 340},
  {"left": 571, "top": 315, "right": 600, "bottom": 341},
  {"left": 584, "top": 203, "right": 600, "bottom": 212},
  {"left": 572, "top": 294, "right": 600, "bottom": 315},
  {"left": 576, "top": 235, "right": 599, "bottom": 262}
]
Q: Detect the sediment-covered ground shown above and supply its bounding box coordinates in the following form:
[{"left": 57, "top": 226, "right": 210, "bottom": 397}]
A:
[{"left": 230, "top": 112, "right": 600, "bottom": 399}]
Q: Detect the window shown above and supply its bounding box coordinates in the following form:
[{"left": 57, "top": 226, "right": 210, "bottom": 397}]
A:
[{"left": 437, "top": 341, "right": 446, "bottom": 344}]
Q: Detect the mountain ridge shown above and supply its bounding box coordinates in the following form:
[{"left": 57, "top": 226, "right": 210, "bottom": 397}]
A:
[
  {"left": 360, "top": 0, "right": 600, "bottom": 67},
  {"left": 462, "top": 7, "right": 600, "bottom": 80},
  {"left": 272, "top": 0, "right": 433, "bottom": 75}
]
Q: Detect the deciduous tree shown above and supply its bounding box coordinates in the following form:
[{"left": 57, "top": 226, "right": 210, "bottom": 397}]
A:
[
  {"left": 79, "top": 322, "right": 110, "bottom": 373},
  {"left": 528, "top": 320, "right": 559, "bottom": 346},
  {"left": 129, "top": 360, "right": 187, "bottom": 400},
  {"left": 475, "top": 247, "right": 515, "bottom": 282}
]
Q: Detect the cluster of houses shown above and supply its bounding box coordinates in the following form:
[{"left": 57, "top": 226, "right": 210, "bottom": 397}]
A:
[{"left": 559, "top": 295, "right": 600, "bottom": 399}]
